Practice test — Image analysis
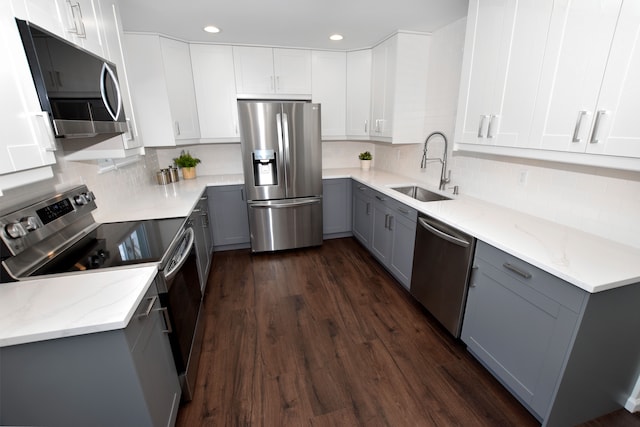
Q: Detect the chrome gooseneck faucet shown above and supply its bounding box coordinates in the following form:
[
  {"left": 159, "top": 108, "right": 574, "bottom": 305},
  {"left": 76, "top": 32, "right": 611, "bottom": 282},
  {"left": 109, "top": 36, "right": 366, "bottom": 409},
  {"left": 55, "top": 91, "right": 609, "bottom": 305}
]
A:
[{"left": 421, "top": 131, "right": 450, "bottom": 190}]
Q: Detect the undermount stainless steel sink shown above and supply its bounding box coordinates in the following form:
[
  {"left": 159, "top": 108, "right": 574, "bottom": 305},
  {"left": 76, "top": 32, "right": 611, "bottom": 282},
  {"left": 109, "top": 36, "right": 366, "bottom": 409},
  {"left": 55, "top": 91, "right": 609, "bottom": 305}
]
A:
[{"left": 390, "top": 186, "right": 451, "bottom": 202}]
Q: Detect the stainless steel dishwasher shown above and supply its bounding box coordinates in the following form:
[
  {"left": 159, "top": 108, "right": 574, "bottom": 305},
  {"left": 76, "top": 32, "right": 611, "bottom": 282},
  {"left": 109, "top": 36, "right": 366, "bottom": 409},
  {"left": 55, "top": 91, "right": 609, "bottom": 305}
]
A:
[{"left": 410, "top": 213, "right": 476, "bottom": 337}]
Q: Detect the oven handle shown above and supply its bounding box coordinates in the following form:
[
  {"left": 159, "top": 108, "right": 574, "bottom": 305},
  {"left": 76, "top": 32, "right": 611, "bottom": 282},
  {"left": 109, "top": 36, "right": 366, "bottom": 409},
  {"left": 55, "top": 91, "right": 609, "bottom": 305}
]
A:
[{"left": 164, "top": 227, "right": 195, "bottom": 282}]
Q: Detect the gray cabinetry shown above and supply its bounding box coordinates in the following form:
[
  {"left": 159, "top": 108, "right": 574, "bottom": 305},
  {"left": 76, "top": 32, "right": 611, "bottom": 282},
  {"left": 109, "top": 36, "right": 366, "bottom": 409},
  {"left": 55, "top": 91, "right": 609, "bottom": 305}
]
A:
[
  {"left": 352, "top": 180, "right": 374, "bottom": 247},
  {"left": 322, "top": 178, "right": 352, "bottom": 238},
  {"left": 207, "top": 185, "right": 250, "bottom": 250},
  {"left": 462, "top": 240, "right": 640, "bottom": 426},
  {"left": 0, "top": 280, "right": 181, "bottom": 426},
  {"left": 370, "top": 190, "right": 417, "bottom": 289},
  {"left": 192, "top": 191, "right": 212, "bottom": 293}
]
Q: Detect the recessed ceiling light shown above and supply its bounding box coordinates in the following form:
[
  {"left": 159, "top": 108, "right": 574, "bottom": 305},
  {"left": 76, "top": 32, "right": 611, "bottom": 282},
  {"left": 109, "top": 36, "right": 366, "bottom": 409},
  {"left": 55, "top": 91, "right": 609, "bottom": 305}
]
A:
[
  {"left": 329, "top": 34, "right": 343, "bottom": 41},
  {"left": 204, "top": 25, "right": 221, "bottom": 34}
]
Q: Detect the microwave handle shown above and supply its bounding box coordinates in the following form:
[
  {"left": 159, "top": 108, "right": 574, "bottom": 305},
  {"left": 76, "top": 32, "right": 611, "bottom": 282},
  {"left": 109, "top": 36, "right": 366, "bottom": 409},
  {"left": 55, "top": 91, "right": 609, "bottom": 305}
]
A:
[{"left": 100, "top": 63, "right": 122, "bottom": 121}]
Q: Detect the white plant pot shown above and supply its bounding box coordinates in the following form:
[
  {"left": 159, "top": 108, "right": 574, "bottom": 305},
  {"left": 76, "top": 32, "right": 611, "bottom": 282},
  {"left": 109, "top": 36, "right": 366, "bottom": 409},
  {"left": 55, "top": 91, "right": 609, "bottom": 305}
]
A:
[{"left": 360, "top": 160, "right": 371, "bottom": 171}]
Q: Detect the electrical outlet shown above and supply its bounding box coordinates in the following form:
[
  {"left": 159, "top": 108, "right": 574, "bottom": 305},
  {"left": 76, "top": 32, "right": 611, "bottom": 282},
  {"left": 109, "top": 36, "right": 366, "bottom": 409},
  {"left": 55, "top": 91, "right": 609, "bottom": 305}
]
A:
[{"left": 518, "top": 170, "right": 528, "bottom": 186}]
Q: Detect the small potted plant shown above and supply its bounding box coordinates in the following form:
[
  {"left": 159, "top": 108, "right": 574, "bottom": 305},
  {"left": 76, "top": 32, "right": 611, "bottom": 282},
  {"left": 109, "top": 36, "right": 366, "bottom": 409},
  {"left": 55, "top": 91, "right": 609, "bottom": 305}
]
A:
[
  {"left": 173, "top": 150, "right": 201, "bottom": 180},
  {"left": 359, "top": 151, "right": 372, "bottom": 171}
]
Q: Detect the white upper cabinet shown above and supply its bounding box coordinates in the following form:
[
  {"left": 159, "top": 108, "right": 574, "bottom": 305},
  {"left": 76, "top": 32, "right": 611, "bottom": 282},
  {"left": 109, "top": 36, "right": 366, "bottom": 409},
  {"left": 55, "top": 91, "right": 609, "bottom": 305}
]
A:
[
  {"left": 1, "top": 1, "right": 56, "bottom": 179},
  {"left": 370, "top": 33, "right": 431, "bottom": 144},
  {"left": 311, "top": 50, "right": 346, "bottom": 139},
  {"left": 233, "top": 46, "right": 312, "bottom": 98},
  {"left": 455, "top": 0, "right": 553, "bottom": 148},
  {"left": 190, "top": 44, "right": 240, "bottom": 142},
  {"left": 124, "top": 34, "right": 200, "bottom": 147},
  {"left": 346, "top": 50, "right": 372, "bottom": 138},
  {"left": 531, "top": 0, "right": 640, "bottom": 159}
]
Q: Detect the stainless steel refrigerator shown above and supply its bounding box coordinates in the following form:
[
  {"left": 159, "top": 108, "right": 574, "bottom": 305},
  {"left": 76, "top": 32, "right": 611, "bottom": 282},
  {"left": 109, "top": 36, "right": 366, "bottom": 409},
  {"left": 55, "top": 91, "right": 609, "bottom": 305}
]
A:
[{"left": 238, "top": 101, "right": 323, "bottom": 252}]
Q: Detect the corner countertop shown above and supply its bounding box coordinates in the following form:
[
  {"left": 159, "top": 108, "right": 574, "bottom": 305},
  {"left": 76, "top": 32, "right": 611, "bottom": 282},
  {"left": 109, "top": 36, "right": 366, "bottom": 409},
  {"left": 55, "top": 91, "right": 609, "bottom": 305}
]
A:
[
  {"left": 0, "top": 265, "right": 158, "bottom": 347},
  {"left": 3, "top": 168, "right": 638, "bottom": 348}
]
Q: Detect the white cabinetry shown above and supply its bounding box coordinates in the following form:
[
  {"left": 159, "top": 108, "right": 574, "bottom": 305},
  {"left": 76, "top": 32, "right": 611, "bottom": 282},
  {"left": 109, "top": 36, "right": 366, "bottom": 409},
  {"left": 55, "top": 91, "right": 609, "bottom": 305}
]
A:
[
  {"left": 346, "top": 50, "right": 372, "bottom": 138},
  {"left": 454, "top": 0, "right": 552, "bottom": 148},
  {"left": 124, "top": 34, "right": 200, "bottom": 147},
  {"left": 0, "top": 2, "right": 56, "bottom": 188},
  {"left": 455, "top": 0, "right": 640, "bottom": 169},
  {"left": 369, "top": 33, "right": 431, "bottom": 144},
  {"left": 233, "top": 46, "right": 311, "bottom": 98},
  {"left": 531, "top": 0, "right": 640, "bottom": 159},
  {"left": 312, "top": 51, "right": 346, "bottom": 139},
  {"left": 190, "top": 44, "right": 239, "bottom": 142}
]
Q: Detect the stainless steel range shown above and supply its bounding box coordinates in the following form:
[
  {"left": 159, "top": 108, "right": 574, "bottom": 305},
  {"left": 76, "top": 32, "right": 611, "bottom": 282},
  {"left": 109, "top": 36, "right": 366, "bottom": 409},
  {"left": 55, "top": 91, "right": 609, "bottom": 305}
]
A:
[{"left": 0, "top": 185, "right": 204, "bottom": 401}]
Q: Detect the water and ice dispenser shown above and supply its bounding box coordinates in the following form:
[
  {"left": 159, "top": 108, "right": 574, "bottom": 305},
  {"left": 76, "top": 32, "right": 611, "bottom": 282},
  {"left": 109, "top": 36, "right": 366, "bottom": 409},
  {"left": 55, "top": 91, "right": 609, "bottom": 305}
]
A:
[{"left": 252, "top": 149, "right": 277, "bottom": 186}]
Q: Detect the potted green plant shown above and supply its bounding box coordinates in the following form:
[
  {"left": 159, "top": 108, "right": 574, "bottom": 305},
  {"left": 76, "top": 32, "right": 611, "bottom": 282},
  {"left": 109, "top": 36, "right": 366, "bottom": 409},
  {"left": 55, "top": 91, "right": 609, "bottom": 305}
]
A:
[
  {"left": 173, "top": 150, "right": 201, "bottom": 180},
  {"left": 359, "top": 151, "right": 372, "bottom": 171}
]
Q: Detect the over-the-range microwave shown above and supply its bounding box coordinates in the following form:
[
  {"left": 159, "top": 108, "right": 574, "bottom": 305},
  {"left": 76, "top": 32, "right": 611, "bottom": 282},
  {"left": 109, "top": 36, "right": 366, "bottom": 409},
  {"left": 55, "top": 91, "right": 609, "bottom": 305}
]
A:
[{"left": 16, "top": 18, "right": 127, "bottom": 138}]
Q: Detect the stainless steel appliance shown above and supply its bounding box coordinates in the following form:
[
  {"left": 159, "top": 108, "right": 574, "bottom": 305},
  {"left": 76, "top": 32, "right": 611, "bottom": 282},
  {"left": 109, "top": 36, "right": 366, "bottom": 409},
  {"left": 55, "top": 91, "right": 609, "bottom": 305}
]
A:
[
  {"left": 410, "top": 213, "right": 476, "bottom": 337},
  {"left": 16, "top": 19, "right": 127, "bottom": 138},
  {"left": 0, "top": 185, "right": 203, "bottom": 401},
  {"left": 238, "top": 101, "right": 323, "bottom": 252}
]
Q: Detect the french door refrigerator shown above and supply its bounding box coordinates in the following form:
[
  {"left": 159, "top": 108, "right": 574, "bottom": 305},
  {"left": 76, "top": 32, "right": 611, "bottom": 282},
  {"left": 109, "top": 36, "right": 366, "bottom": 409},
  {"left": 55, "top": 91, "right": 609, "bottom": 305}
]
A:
[{"left": 238, "top": 101, "right": 323, "bottom": 252}]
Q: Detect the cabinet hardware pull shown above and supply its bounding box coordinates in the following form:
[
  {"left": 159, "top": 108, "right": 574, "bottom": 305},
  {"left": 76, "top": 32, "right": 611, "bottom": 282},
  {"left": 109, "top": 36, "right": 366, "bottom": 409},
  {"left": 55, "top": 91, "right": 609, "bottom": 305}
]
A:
[
  {"left": 478, "top": 115, "right": 489, "bottom": 138},
  {"left": 240, "top": 188, "right": 245, "bottom": 201},
  {"left": 384, "top": 214, "right": 389, "bottom": 229},
  {"left": 572, "top": 110, "right": 588, "bottom": 143},
  {"left": 139, "top": 295, "right": 157, "bottom": 318},
  {"left": 589, "top": 110, "right": 609, "bottom": 144},
  {"left": 503, "top": 262, "right": 532, "bottom": 279},
  {"left": 157, "top": 307, "right": 173, "bottom": 333},
  {"left": 388, "top": 215, "right": 394, "bottom": 231},
  {"left": 175, "top": 121, "right": 181, "bottom": 136},
  {"left": 67, "top": 1, "right": 86, "bottom": 38},
  {"left": 469, "top": 265, "right": 479, "bottom": 287},
  {"left": 276, "top": 76, "right": 280, "bottom": 91},
  {"left": 487, "top": 114, "right": 498, "bottom": 139},
  {"left": 364, "top": 120, "right": 368, "bottom": 133},
  {"left": 375, "top": 195, "right": 385, "bottom": 201},
  {"left": 366, "top": 202, "right": 370, "bottom": 215},
  {"left": 397, "top": 207, "right": 409, "bottom": 214}
]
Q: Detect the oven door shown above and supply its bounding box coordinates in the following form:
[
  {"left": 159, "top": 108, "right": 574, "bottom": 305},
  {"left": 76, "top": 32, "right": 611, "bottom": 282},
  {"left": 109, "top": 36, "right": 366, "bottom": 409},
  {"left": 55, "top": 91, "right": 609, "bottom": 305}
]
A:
[{"left": 158, "top": 226, "right": 203, "bottom": 401}]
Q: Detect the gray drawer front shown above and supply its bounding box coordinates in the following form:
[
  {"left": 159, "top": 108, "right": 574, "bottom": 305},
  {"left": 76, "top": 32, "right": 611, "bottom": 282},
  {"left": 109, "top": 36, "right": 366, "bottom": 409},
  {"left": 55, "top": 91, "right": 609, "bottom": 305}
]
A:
[{"left": 475, "top": 241, "right": 586, "bottom": 313}]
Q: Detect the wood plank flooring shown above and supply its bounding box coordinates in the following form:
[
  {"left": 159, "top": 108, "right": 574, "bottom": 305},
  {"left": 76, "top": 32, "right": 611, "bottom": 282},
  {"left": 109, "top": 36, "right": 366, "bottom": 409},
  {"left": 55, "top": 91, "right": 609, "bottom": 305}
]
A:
[{"left": 177, "top": 237, "right": 640, "bottom": 426}]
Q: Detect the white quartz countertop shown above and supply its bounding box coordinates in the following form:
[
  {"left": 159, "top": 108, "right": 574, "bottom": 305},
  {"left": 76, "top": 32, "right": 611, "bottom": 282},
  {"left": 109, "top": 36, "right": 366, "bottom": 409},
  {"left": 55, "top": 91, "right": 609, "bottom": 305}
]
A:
[
  {"left": 0, "top": 265, "right": 158, "bottom": 347},
  {"left": 4, "top": 168, "right": 638, "bottom": 347}
]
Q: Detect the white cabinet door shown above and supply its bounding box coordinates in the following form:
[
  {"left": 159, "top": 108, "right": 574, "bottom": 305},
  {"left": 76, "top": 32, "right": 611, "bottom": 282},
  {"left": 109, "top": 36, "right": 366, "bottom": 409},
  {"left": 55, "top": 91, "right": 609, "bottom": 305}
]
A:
[
  {"left": 159, "top": 37, "right": 200, "bottom": 140},
  {"left": 273, "top": 48, "right": 311, "bottom": 95},
  {"left": 1, "top": 2, "right": 56, "bottom": 175},
  {"left": 583, "top": 1, "right": 640, "bottom": 158},
  {"left": 370, "top": 38, "right": 389, "bottom": 137},
  {"left": 233, "top": 46, "right": 275, "bottom": 95},
  {"left": 346, "top": 49, "right": 372, "bottom": 137},
  {"left": 455, "top": 0, "right": 552, "bottom": 148},
  {"left": 312, "top": 50, "right": 346, "bottom": 139},
  {"left": 531, "top": 0, "right": 622, "bottom": 153},
  {"left": 190, "top": 44, "right": 239, "bottom": 142},
  {"left": 233, "top": 46, "right": 311, "bottom": 97},
  {"left": 15, "top": 0, "right": 68, "bottom": 39}
]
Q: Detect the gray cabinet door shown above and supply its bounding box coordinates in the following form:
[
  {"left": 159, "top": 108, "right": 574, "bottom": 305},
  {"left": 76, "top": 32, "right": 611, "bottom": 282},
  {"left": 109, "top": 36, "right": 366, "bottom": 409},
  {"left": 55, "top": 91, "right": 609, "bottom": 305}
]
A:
[
  {"left": 351, "top": 181, "right": 373, "bottom": 247},
  {"left": 208, "top": 185, "right": 251, "bottom": 248},
  {"left": 461, "top": 241, "right": 584, "bottom": 420},
  {"left": 322, "top": 178, "right": 352, "bottom": 236},
  {"left": 192, "top": 196, "right": 211, "bottom": 291},
  {"left": 388, "top": 212, "right": 416, "bottom": 289},
  {"left": 370, "top": 195, "right": 391, "bottom": 264}
]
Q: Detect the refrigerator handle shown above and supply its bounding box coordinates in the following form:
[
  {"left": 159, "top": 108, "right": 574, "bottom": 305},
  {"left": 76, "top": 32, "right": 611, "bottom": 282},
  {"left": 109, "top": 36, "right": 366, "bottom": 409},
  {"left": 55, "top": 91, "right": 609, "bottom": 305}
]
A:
[
  {"left": 276, "top": 113, "right": 287, "bottom": 189},
  {"left": 281, "top": 112, "right": 291, "bottom": 191}
]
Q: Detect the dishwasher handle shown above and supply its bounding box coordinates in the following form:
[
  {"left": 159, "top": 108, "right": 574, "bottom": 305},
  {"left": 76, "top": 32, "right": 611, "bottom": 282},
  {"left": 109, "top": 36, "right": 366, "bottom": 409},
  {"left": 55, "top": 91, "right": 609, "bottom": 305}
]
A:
[{"left": 418, "top": 217, "right": 470, "bottom": 248}]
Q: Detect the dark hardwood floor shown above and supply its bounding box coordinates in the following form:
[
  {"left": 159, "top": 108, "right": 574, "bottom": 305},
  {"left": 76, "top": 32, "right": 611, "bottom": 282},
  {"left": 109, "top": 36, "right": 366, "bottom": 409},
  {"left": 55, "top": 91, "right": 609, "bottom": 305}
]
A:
[{"left": 177, "top": 237, "right": 640, "bottom": 426}]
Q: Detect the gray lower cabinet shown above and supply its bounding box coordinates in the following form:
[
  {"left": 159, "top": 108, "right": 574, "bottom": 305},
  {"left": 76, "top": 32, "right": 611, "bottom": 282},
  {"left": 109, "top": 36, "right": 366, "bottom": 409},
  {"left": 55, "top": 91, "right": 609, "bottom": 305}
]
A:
[
  {"left": 462, "top": 240, "right": 640, "bottom": 426},
  {"left": 369, "top": 189, "right": 417, "bottom": 289},
  {"left": 207, "top": 185, "right": 250, "bottom": 250},
  {"left": 352, "top": 180, "right": 374, "bottom": 247},
  {"left": 322, "top": 178, "right": 352, "bottom": 238},
  {"left": 0, "top": 279, "right": 181, "bottom": 427}
]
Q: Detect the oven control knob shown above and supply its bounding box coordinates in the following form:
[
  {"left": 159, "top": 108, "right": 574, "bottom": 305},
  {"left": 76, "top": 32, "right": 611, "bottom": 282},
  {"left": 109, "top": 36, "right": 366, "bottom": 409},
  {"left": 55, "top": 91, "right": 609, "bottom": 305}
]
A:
[
  {"left": 4, "top": 222, "right": 27, "bottom": 239},
  {"left": 74, "top": 194, "right": 88, "bottom": 206},
  {"left": 20, "top": 217, "right": 39, "bottom": 232}
]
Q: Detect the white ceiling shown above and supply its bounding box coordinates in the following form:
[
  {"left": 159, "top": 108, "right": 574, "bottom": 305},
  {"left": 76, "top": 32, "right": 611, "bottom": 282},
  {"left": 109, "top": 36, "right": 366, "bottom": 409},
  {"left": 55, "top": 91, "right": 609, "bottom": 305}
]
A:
[{"left": 118, "top": 0, "right": 469, "bottom": 50}]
